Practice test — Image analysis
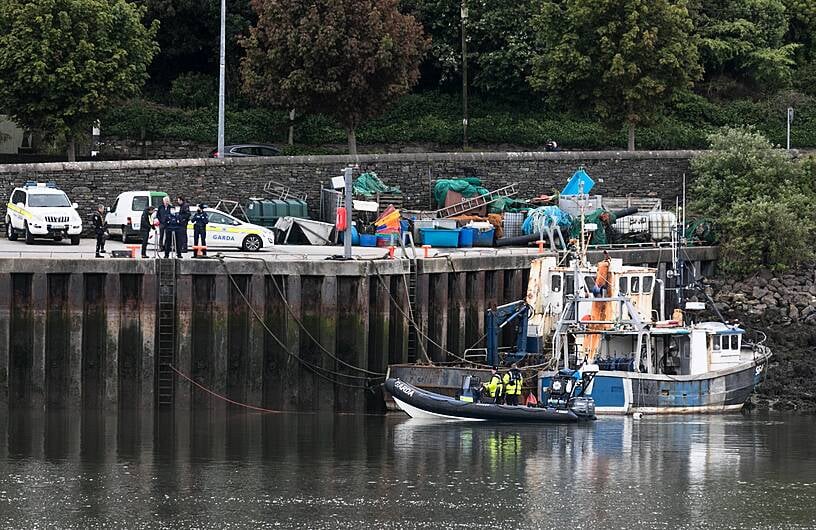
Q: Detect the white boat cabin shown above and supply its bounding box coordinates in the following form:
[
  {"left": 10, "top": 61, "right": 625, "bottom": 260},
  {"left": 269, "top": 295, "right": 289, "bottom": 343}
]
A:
[
  {"left": 525, "top": 256, "right": 753, "bottom": 376},
  {"left": 526, "top": 256, "right": 657, "bottom": 337}
]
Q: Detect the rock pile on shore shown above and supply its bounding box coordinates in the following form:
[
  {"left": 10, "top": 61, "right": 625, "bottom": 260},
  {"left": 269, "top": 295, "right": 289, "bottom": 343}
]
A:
[{"left": 709, "top": 267, "right": 816, "bottom": 412}]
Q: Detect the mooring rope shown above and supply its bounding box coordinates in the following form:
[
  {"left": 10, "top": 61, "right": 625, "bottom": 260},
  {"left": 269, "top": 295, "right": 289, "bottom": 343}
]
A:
[
  {"left": 168, "top": 364, "right": 284, "bottom": 414},
  {"left": 220, "top": 254, "right": 386, "bottom": 378}
]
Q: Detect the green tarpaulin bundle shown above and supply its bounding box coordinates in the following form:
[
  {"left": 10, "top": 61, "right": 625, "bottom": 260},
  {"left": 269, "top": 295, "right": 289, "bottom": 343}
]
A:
[
  {"left": 569, "top": 208, "right": 617, "bottom": 246},
  {"left": 433, "top": 178, "right": 488, "bottom": 208},
  {"left": 489, "top": 197, "right": 529, "bottom": 214},
  {"left": 353, "top": 172, "right": 401, "bottom": 196}
]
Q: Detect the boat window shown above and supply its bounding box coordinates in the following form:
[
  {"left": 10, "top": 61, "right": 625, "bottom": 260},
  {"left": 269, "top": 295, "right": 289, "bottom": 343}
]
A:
[
  {"left": 551, "top": 274, "right": 562, "bottom": 293},
  {"left": 643, "top": 276, "right": 654, "bottom": 293},
  {"left": 565, "top": 274, "right": 574, "bottom": 295},
  {"left": 585, "top": 276, "right": 595, "bottom": 292},
  {"left": 712, "top": 336, "right": 721, "bottom": 350},
  {"left": 731, "top": 335, "right": 739, "bottom": 350},
  {"left": 631, "top": 276, "right": 640, "bottom": 294},
  {"left": 619, "top": 276, "right": 629, "bottom": 295}
]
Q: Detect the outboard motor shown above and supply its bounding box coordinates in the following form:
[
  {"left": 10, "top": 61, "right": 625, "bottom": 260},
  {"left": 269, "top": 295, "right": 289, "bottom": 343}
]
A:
[
  {"left": 546, "top": 369, "right": 578, "bottom": 409},
  {"left": 570, "top": 364, "right": 598, "bottom": 418},
  {"left": 545, "top": 368, "right": 596, "bottom": 419}
]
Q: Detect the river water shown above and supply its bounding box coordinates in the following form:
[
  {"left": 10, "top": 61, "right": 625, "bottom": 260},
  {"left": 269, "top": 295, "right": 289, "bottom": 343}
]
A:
[{"left": 0, "top": 411, "right": 814, "bottom": 529}]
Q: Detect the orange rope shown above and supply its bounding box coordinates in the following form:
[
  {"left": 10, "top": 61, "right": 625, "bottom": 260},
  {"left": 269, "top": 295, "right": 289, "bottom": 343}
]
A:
[{"left": 168, "top": 364, "right": 283, "bottom": 414}]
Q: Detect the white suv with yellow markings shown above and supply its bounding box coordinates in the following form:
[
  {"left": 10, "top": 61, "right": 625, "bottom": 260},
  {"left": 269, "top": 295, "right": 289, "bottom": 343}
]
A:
[
  {"left": 188, "top": 208, "right": 275, "bottom": 251},
  {"left": 6, "top": 182, "right": 83, "bottom": 245}
]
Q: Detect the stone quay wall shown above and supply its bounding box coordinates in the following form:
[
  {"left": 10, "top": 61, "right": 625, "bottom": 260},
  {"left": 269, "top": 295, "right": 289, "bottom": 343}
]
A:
[
  {"left": 711, "top": 268, "right": 816, "bottom": 412},
  {"left": 0, "top": 150, "right": 697, "bottom": 229}
]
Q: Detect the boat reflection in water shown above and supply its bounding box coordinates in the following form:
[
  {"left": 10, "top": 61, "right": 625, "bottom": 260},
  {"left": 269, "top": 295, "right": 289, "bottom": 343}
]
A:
[{"left": 0, "top": 411, "right": 814, "bottom": 528}]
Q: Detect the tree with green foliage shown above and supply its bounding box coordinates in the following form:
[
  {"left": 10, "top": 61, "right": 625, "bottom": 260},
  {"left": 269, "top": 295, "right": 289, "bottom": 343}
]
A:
[
  {"left": 139, "top": 0, "right": 254, "bottom": 88},
  {"left": 693, "top": 0, "right": 800, "bottom": 95},
  {"left": 690, "top": 127, "right": 816, "bottom": 275},
  {"left": 782, "top": 0, "right": 816, "bottom": 54},
  {"left": 400, "top": 0, "right": 536, "bottom": 96},
  {"left": 529, "top": 0, "right": 702, "bottom": 151},
  {"left": 241, "top": 0, "right": 429, "bottom": 154},
  {"left": 0, "top": 0, "right": 158, "bottom": 160}
]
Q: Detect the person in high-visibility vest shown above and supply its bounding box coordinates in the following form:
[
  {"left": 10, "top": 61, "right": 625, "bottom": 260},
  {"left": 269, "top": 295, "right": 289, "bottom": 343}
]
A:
[
  {"left": 503, "top": 363, "right": 523, "bottom": 406},
  {"left": 483, "top": 367, "right": 504, "bottom": 403}
]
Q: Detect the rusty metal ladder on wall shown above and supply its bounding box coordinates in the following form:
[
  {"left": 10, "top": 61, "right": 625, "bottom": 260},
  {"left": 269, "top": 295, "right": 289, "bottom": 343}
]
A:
[
  {"left": 397, "top": 234, "right": 421, "bottom": 362},
  {"left": 434, "top": 183, "right": 519, "bottom": 218},
  {"left": 156, "top": 259, "right": 177, "bottom": 409},
  {"left": 406, "top": 260, "right": 419, "bottom": 362}
]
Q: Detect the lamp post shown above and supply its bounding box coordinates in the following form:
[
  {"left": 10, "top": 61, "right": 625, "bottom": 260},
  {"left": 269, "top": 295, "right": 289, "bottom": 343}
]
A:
[
  {"left": 787, "top": 107, "right": 794, "bottom": 150},
  {"left": 461, "top": 0, "right": 468, "bottom": 150},
  {"left": 216, "top": 0, "right": 226, "bottom": 159},
  {"left": 343, "top": 166, "right": 353, "bottom": 259}
]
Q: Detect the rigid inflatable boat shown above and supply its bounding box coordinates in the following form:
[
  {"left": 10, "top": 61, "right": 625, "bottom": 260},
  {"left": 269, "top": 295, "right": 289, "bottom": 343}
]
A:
[{"left": 384, "top": 378, "right": 595, "bottom": 423}]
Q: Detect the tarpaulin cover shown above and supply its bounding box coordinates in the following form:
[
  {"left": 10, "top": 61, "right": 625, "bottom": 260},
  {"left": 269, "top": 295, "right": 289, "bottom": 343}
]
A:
[
  {"left": 488, "top": 197, "right": 529, "bottom": 214},
  {"left": 353, "top": 172, "right": 401, "bottom": 196},
  {"left": 562, "top": 168, "right": 595, "bottom": 195},
  {"left": 522, "top": 206, "right": 573, "bottom": 235},
  {"left": 433, "top": 178, "right": 488, "bottom": 208},
  {"left": 568, "top": 208, "right": 617, "bottom": 245}
]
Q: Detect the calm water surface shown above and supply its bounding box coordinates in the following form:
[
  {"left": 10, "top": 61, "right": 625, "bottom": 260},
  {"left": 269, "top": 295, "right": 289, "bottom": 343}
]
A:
[{"left": 0, "top": 410, "right": 814, "bottom": 529}]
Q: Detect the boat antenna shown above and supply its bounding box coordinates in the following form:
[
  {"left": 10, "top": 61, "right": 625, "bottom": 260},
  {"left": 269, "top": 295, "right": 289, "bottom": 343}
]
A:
[
  {"left": 682, "top": 172, "right": 687, "bottom": 242},
  {"left": 579, "top": 179, "right": 587, "bottom": 266},
  {"left": 674, "top": 193, "right": 686, "bottom": 308}
]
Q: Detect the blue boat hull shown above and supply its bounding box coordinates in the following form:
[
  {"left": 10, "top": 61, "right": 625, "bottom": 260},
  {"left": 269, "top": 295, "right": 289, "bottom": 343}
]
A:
[{"left": 539, "top": 356, "right": 770, "bottom": 414}]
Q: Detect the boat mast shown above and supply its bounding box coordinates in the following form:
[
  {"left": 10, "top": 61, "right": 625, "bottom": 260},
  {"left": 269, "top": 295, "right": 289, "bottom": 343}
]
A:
[{"left": 676, "top": 174, "right": 687, "bottom": 308}]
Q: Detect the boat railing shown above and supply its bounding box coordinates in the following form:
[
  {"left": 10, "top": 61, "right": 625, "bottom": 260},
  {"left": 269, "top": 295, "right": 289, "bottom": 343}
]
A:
[
  {"left": 559, "top": 295, "right": 647, "bottom": 330},
  {"left": 462, "top": 348, "right": 488, "bottom": 362}
]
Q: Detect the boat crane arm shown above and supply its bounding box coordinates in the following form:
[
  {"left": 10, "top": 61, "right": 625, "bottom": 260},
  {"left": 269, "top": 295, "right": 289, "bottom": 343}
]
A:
[{"left": 485, "top": 301, "right": 530, "bottom": 367}]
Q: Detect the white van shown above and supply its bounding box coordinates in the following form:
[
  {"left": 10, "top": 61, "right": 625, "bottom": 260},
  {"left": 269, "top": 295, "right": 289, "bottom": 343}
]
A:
[{"left": 106, "top": 191, "right": 168, "bottom": 242}]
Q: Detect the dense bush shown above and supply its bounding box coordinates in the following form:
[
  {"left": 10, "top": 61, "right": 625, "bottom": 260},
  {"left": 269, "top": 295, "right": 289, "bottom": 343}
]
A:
[
  {"left": 718, "top": 192, "right": 816, "bottom": 275},
  {"left": 100, "top": 91, "right": 816, "bottom": 150},
  {"left": 169, "top": 72, "right": 217, "bottom": 108},
  {"left": 690, "top": 127, "right": 816, "bottom": 275}
]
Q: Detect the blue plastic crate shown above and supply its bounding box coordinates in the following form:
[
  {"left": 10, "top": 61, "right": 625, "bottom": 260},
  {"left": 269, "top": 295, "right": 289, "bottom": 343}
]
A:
[
  {"left": 473, "top": 228, "right": 495, "bottom": 247},
  {"left": 360, "top": 234, "right": 378, "bottom": 247},
  {"left": 419, "top": 228, "right": 461, "bottom": 247},
  {"left": 459, "top": 227, "right": 476, "bottom": 247}
]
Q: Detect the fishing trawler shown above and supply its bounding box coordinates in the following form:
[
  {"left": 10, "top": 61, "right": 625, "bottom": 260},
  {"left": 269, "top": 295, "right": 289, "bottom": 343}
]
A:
[
  {"left": 387, "top": 233, "right": 772, "bottom": 416},
  {"left": 526, "top": 253, "right": 771, "bottom": 413}
]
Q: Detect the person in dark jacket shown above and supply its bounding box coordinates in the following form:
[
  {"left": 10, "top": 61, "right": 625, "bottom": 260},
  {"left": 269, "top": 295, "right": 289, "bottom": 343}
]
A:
[
  {"left": 191, "top": 204, "right": 209, "bottom": 255},
  {"left": 140, "top": 205, "right": 156, "bottom": 258},
  {"left": 157, "top": 195, "right": 172, "bottom": 252},
  {"left": 176, "top": 196, "right": 191, "bottom": 253},
  {"left": 163, "top": 206, "right": 183, "bottom": 259},
  {"left": 92, "top": 204, "right": 107, "bottom": 258}
]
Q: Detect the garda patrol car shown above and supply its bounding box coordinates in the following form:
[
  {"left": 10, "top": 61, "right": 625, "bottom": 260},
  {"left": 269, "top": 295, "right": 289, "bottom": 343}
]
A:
[
  {"left": 5, "top": 181, "right": 83, "bottom": 245},
  {"left": 189, "top": 208, "right": 275, "bottom": 251}
]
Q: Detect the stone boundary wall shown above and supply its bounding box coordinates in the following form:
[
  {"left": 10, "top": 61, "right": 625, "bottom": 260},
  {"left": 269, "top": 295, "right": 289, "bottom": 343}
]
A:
[
  {"left": 99, "top": 137, "right": 213, "bottom": 160},
  {"left": 0, "top": 150, "right": 698, "bottom": 228}
]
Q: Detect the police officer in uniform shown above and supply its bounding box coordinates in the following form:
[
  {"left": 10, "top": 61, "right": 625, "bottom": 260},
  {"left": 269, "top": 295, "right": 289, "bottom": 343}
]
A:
[
  {"left": 92, "top": 204, "right": 107, "bottom": 258},
  {"left": 176, "top": 196, "right": 191, "bottom": 254},
  {"left": 163, "top": 205, "right": 183, "bottom": 259},
  {"left": 483, "top": 367, "right": 504, "bottom": 404},
  {"left": 139, "top": 205, "right": 156, "bottom": 258},
  {"left": 191, "top": 204, "right": 209, "bottom": 255},
  {"left": 503, "top": 363, "right": 523, "bottom": 406}
]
